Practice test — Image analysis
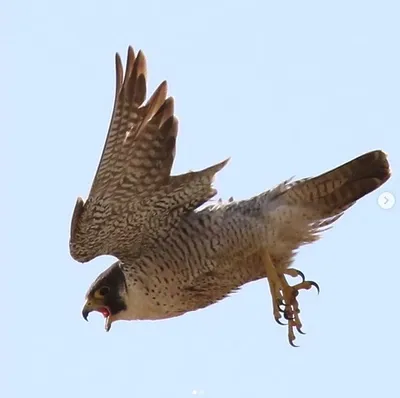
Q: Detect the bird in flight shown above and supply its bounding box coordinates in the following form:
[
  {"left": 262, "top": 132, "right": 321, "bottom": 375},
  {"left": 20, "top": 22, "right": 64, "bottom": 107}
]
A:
[{"left": 70, "top": 46, "right": 391, "bottom": 346}]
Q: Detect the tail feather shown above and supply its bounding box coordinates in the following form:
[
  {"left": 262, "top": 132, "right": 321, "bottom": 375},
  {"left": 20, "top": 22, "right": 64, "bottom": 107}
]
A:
[
  {"left": 265, "top": 150, "right": 391, "bottom": 270},
  {"left": 283, "top": 150, "right": 391, "bottom": 215}
]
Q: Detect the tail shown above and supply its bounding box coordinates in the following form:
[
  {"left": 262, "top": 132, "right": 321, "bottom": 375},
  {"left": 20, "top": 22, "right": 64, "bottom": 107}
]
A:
[
  {"left": 264, "top": 150, "right": 391, "bottom": 268},
  {"left": 271, "top": 150, "right": 391, "bottom": 217}
]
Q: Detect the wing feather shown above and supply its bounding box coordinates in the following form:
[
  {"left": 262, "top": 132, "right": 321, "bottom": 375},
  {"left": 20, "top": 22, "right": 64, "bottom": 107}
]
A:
[{"left": 70, "top": 47, "right": 228, "bottom": 263}]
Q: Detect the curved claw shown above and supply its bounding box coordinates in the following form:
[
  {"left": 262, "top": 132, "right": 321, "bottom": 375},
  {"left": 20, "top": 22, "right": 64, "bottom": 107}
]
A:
[
  {"left": 275, "top": 317, "right": 287, "bottom": 326},
  {"left": 294, "top": 269, "right": 305, "bottom": 282},
  {"left": 310, "top": 281, "right": 320, "bottom": 294},
  {"left": 296, "top": 325, "right": 306, "bottom": 335},
  {"left": 289, "top": 339, "right": 299, "bottom": 348}
]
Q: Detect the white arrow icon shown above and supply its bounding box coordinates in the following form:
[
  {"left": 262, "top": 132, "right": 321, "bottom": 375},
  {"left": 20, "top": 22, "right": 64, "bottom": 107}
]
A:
[{"left": 378, "top": 192, "right": 395, "bottom": 209}]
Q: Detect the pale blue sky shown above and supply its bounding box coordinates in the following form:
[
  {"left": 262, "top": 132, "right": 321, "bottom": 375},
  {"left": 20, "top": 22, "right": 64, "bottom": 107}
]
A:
[{"left": 4, "top": 1, "right": 400, "bottom": 397}]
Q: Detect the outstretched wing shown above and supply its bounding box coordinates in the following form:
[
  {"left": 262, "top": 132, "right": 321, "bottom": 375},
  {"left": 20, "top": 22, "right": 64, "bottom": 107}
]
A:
[
  {"left": 70, "top": 47, "right": 228, "bottom": 263},
  {"left": 88, "top": 48, "right": 174, "bottom": 201}
]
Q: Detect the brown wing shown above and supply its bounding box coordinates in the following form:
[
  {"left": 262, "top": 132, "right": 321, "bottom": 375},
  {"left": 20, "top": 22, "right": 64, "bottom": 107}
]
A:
[{"left": 70, "top": 47, "right": 228, "bottom": 263}]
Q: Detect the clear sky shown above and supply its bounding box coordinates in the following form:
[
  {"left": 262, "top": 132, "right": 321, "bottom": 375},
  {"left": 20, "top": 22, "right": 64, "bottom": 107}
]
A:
[{"left": 3, "top": 1, "right": 400, "bottom": 397}]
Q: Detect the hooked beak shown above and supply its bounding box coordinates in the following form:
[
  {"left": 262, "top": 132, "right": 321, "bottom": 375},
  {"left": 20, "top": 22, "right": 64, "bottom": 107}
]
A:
[
  {"left": 81, "top": 299, "right": 113, "bottom": 331},
  {"left": 81, "top": 302, "right": 91, "bottom": 321}
]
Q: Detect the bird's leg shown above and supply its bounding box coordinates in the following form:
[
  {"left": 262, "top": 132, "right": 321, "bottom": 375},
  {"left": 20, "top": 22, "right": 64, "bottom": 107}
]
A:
[
  {"left": 266, "top": 271, "right": 285, "bottom": 325},
  {"left": 262, "top": 249, "right": 319, "bottom": 346},
  {"left": 277, "top": 274, "right": 320, "bottom": 346},
  {"left": 262, "top": 250, "right": 286, "bottom": 325}
]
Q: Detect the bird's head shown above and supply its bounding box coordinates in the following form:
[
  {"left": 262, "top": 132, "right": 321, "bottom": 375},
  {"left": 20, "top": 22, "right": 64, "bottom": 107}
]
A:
[{"left": 82, "top": 261, "right": 128, "bottom": 331}]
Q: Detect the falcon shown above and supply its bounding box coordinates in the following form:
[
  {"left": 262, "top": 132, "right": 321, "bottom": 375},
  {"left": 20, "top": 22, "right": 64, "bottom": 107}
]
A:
[{"left": 70, "top": 46, "right": 391, "bottom": 346}]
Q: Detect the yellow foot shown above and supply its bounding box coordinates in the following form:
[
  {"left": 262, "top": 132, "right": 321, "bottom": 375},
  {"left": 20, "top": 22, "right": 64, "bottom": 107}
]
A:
[
  {"left": 262, "top": 250, "right": 319, "bottom": 346},
  {"left": 279, "top": 279, "right": 320, "bottom": 347}
]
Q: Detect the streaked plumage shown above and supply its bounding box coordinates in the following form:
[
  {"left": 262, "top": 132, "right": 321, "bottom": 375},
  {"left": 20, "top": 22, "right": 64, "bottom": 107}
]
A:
[{"left": 70, "top": 46, "right": 391, "bottom": 346}]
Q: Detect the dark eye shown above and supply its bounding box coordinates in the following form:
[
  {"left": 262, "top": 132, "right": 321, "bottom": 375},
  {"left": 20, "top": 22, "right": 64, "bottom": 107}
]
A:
[{"left": 98, "top": 286, "right": 110, "bottom": 296}]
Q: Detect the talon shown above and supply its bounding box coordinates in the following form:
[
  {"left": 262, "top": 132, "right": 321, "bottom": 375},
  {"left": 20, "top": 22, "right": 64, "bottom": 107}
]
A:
[
  {"left": 311, "top": 281, "right": 320, "bottom": 294},
  {"left": 296, "top": 326, "right": 306, "bottom": 335},
  {"left": 285, "top": 268, "right": 305, "bottom": 282},
  {"left": 292, "top": 280, "right": 320, "bottom": 295},
  {"left": 289, "top": 340, "right": 299, "bottom": 348},
  {"left": 261, "top": 249, "right": 318, "bottom": 347},
  {"left": 296, "top": 269, "right": 305, "bottom": 282}
]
